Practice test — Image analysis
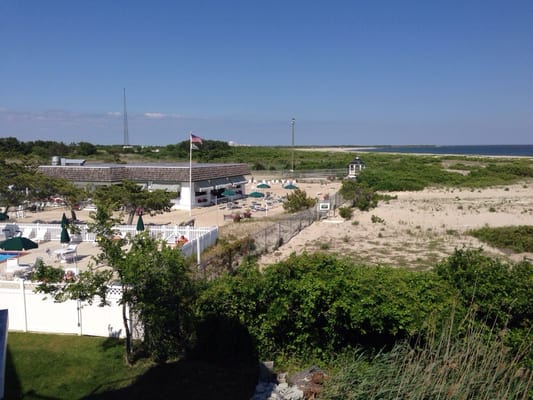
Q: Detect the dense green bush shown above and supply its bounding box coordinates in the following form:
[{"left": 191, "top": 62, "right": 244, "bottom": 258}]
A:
[
  {"left": 338, "top": 206, "right": 353, "bottom": 220},
  {"left": 435, "top": 248, "right": 532, "bottom": 349},
  {"left": 339, "top": 180, "right": 379, "bottom": 211},
  {"left": 282, "top": 188, "right": 316, "bottom": 213},
  {"left": 356, "top": 153, "right": 533, "bottom": 191},
  {"left": 196, "top": 253, "right": 458, "bottom": 358}
]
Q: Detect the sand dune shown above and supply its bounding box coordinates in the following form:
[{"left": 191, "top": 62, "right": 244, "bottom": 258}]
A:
[{"left": 257, "top": 183, "right": 533, "bottom": 269}]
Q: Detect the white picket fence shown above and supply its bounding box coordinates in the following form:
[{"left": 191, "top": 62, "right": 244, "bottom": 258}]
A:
[
  {"left": 0, "top": 222, "right": 218, "bottom": 263},
  {"left": 0, "top": 281, "right": 130, "bottom": 338},
  {"left": 1, "top": 222, "right": 217, "bottom": 242}
]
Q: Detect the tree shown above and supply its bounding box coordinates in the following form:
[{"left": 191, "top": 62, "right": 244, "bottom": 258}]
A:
[
  {"left": 56, "top": 181, "right": 87, "bottom": 221},
  {"left": 93, "top": 179, "right": 174, "bottom": 224},
  {"left": 283, "top": 188, "right": 316, "bottom": 213},
  {"left": 0, "top": 137, "right": 29, "bottom": 155},
  {"left": 75, "top": 141, "right": 98, "bottom": 156},
  {"left": 339, "top": 180, "right": 378, "bottom": 211},
  {"left": 0, "top": 158, "right": 65, "bottom": 213},
  {"left": 34, "top": 198, "right": 197, "bottom": 364}
]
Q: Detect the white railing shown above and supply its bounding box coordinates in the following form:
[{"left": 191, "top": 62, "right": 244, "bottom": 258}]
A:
[{"left": 0, "top": 223, "right": 219, "bottom": 261}]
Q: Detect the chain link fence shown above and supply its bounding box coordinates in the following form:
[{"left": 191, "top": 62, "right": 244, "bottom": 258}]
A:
[
  {"left": 249, "top": 190, "right": 345, "bottom": 256},
  {"left": 199, "top": 188, "right": 346, "bottom": 275}
]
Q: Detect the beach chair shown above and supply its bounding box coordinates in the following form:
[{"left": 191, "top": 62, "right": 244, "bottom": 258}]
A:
[
  {"left": 55, "top": 244, "right": 77, "bottom": 263},
  {"left": 35, "top": 228, "right": 49, "bottom": 243},
  {"left": 21, "top": 227, "right": 34, "bottom": 238},
  {"left": 6, "top": 258, "right": 21, "bottom": 272},
  {"left": 6, "top": 258, "right": 32, "bottom": 277}
]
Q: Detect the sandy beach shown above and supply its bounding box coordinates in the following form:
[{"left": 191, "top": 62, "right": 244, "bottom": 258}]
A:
[
  {"left": 2, "top": 178, "right": 532, "bottom": 278},
  {"left": 258, "top": 182, "right": 533, "bottom": 269}
]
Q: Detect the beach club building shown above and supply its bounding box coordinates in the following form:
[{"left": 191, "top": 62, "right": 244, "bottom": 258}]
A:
[{"left": 38, "top": 160, "right": 250, "bottom": 210}]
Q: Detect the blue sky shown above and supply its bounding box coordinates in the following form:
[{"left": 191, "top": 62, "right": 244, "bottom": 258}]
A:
[{"left": 1, "top": 1, "right": 532, "bottom": 146}]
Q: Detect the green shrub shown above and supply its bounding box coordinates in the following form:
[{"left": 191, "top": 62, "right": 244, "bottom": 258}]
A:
[
  {"left": 197, "top": 254, "right": 457, "bottom": 358},
  {"left": 371, "top": 215, "right": 384, "bottom": 224},
  {"left": 338, "top": 206, "right": 353, "bottom": 220},
  {"left": 320, "top": 242, "right": 330, "bottom": 250},
  {"left": 435, "top": 248, "right": 532, "bottom": 358},
  {"left": 339, "top": 180, "right": 378, "bottom": 211},
  {"left": 467, "top": 225, "right": 533, "bottom": 253},
  {"left": 282, "top": 188, "right": 316, "bottom": 213}
]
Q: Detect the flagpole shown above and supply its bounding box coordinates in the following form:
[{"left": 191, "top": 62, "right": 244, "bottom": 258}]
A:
[{"left": 189, "top": 131, "right": 193, "bottom": 216}]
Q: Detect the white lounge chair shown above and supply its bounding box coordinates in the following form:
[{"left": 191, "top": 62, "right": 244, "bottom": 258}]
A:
[
  {"left": 53, "top": 244, "right": 77, "bottom": 263},
  {"left": 6, "top": 258, "right": 32, "bottom": 275},
  {"left": 21, "top": 227, "right": 34, "bottom": 238},
  {"left": 6, "top": 257, "right": 21, "bottom": 272},
  {"left": 34, "top": 228, "right": 49, "bottom": 243}
]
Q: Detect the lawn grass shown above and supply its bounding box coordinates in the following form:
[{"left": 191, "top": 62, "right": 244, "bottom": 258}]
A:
[
  {"left": 6, "top": 332, "right": 258, "bottom": 400},
  {"left": 6, "top": 332, "right": 151, "bottom": 399}
]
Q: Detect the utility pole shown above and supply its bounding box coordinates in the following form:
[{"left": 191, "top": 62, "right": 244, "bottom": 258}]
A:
[
  {"left": 291, "top": 117, "right": 295, "bottom": 173},
  {"left": 123, "top": 88, "right": 130, "bottom": 146}
]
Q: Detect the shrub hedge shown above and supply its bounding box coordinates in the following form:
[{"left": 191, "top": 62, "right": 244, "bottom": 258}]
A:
[
  {"left": 196, "top": 253, "right": 459, "bottom": 358},
  {"left": 195, "top": 249, "right": 532, "bottom": 366}
]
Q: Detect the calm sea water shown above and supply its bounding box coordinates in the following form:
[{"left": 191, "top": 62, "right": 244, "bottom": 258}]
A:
[{"left": 360, "top": 145, "right": 533, "bottom": 157}]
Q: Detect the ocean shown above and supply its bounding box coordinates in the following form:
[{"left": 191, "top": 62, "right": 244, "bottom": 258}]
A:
[{"left": 359, "top": 145, "right": 533, "bottom": 157}]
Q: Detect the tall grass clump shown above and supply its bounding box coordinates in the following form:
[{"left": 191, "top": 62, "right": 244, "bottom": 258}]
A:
[{"left": 321, "top": 310, "right": 532, "bottom": 400}]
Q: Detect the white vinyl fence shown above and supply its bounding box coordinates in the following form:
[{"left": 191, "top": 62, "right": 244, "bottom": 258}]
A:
[{"left": 0, "top": 281, "right": 130, "bottom": 338}]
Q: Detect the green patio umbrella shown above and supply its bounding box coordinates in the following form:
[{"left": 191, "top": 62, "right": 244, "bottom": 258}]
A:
[
  {"left": 0, "top": 213, "right": 9, "bottom": 221},
  {"left": 0, "top": 236, "right": 38, "bottom": 251},
  {"left": 136, "top": 214, "right": 145, "bottom": 232},
  {"left": 222, "top": 188, "right": 236, "bottom": 197},
  {"left": 248, "top": 191, "right": 265, "bottom": 198},
  {"left": 60, "top": 226, "right": 71, "bottom": 244},
  {"left": 61, "top": 212, "right": 68, "bottom": 228},
  {"left": 284, "top": 184, "right": 298, "bottom": 190},
  {"left": 256, "top": 183, "right": 271, "bottom": 189}
]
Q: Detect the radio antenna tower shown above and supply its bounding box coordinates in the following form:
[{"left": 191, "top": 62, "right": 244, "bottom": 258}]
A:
[{"left": 123, "top": 88, "right": 130, "bottom": 146}]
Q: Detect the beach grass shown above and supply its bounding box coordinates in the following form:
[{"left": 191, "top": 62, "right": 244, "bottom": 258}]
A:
[
  {"left": 320, "top": 312, "right": 532, "bottom": 400},
  {"left": 467, "top": 225, "right": 533, "bottom": 253}
]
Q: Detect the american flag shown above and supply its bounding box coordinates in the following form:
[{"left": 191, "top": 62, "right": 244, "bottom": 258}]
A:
[{"left": 190, "top": 133, "right": 203, "bottom": 144}]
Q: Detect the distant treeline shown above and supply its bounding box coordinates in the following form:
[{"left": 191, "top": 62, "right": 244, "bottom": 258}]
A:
[
  {"left": 0, "top": 136, "right": 354, "bottom": 171},
  {"left": 0, "top": 137, "right": 98, "bottom": 158},
  {"left": 2, "top": 137, "right": 533, "bottom": 190}
]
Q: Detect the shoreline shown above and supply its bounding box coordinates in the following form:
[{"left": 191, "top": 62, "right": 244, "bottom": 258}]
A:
[{"left": 294, "top": 145, "right": 533, "bottom": 158}]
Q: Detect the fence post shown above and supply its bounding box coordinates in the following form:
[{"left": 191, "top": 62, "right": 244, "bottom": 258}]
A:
[
  {"left": 77, "top": 300, "right": 83, "bottom": 336},
  {"left": 0, "top": 309, "right": 8, "bottom": 400},
  {"left": 20, "top": 280, "right": 28, "bottom": 332},
  {"left": 196, "top": 237, "right": 201, "bottom": 265}
]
